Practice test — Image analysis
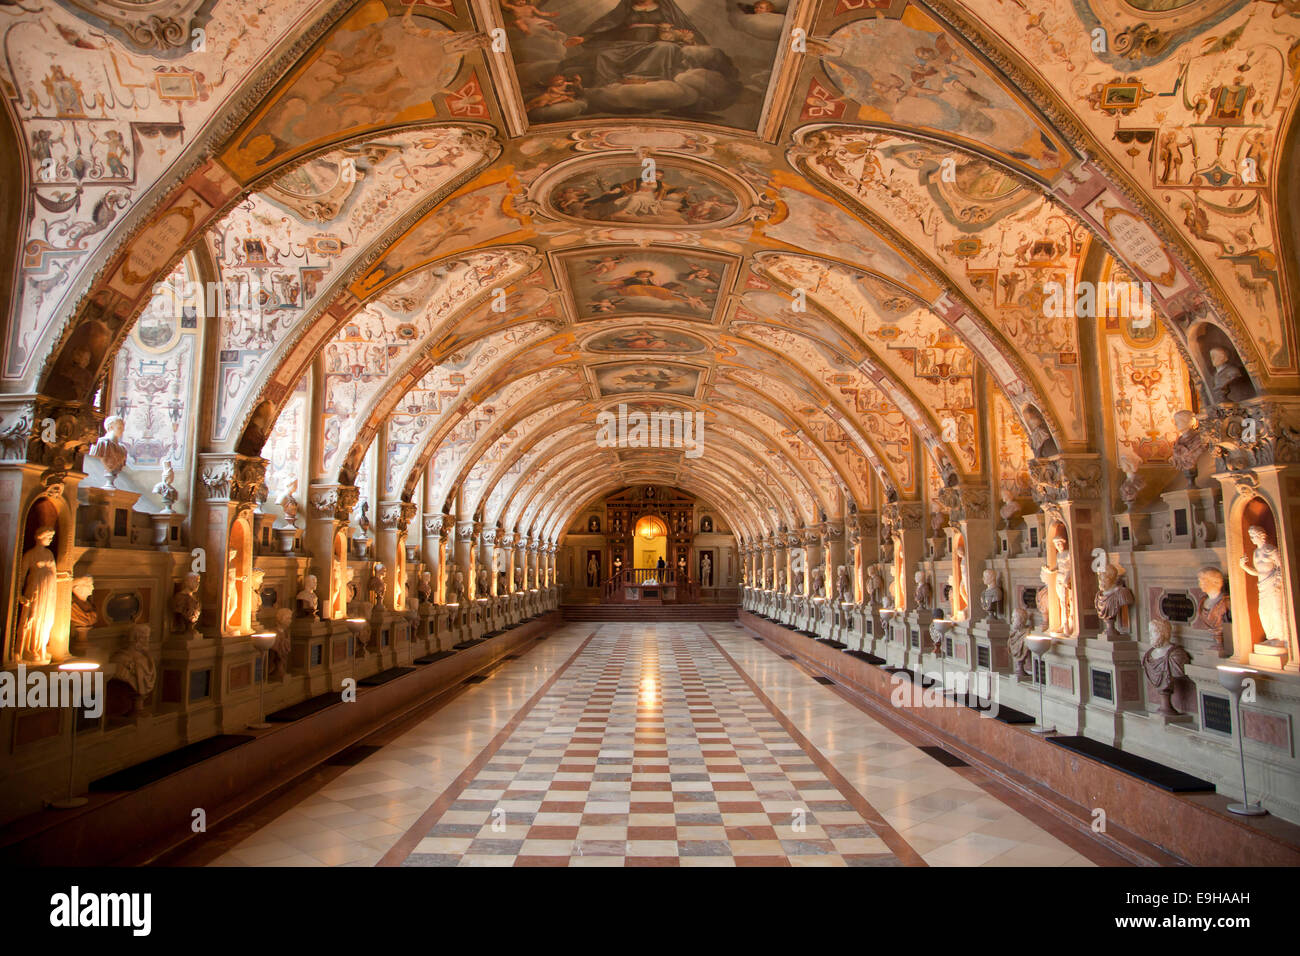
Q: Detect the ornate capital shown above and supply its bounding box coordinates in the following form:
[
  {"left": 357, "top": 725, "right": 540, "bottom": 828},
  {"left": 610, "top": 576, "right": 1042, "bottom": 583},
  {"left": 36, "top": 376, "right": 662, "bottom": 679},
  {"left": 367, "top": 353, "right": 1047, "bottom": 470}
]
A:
[
  {"left": 1206, "top": 401, "right": 1300, "bottom": 473},
  {"left": 0, "top": 397, "right": 100, "bottom": 469},
  {"left": 1029, "top": 455, "right": 1102, "bottom": 505},
  {"left": 481, "top": 527, "right": 497, "bottom": 546},
  {"left": 456, "top": 520, "right": 476, "bottom": 539},
  {"left": 309, "top": 484, "right": 360, "bottom": 522},
  {"left": 200, "top": 454, "right": 267, "bottom": 506},
  {"left": 380, "top": 501, "right": 418, "bottom": 531}
]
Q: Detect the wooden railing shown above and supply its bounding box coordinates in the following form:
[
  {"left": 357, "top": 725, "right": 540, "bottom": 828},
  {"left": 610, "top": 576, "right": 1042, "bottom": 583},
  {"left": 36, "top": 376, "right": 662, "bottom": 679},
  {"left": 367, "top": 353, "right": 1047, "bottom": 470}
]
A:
[{"left": 602, "top": 568, "right": 699, "bottom": 604}]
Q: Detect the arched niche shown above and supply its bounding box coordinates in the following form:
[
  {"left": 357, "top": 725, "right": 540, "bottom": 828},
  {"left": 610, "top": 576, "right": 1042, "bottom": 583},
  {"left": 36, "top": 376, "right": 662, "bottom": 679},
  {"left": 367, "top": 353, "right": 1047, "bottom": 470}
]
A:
[
  {"left": 1237, "top": 496, "right": 1278, "bottom": 649},
  {"left": 1189, "top": 322, "right": 1257, "bottom": 404},
  {"left": 225, "top": 518, "right": 252, "bottom": 635},
  {"left": 329, "top": 529, "right": 349, "bottom": 619},
  {"left": 9, "top": 495, "right": 69, "bottom": 664}
]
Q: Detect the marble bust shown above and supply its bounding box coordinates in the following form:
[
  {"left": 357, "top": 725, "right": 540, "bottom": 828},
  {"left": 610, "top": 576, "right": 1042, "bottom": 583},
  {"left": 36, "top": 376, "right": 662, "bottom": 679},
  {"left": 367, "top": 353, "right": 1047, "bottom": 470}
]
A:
[
  {"left": 979, "top": 568, "right": 1002, "bottom": 618},
  {"left": 1196, "top": 566, "right": 1230, "bottom": 657},
  {"left": 1094, "top": 564, "right": 1134, "bottom": 639},
  {"left": 153, "top": 459, "right": 179, "bottom": 513},
  {"left": 171, "top": 572, "right": 202, "bottom": 633},
  {"left": 70, "top": 575, "right": 97, "bottom": 628},
  {"left": 277, "top": 478, "right": 300, "bottom": 526},
  {"left": 1142, "top": 619, "right": 1190, "bottom": 715},
  {"left": 1007, "top": 607, "right": 1032, "bottom": 678},
  {"left": 297, "top": 572, "right": 319, "bottom": 618},
  {"left": 1169, "top": 410, "right": 1204, "bottom": 485},
  {"left": 913, "top": 569, "right": 932, "bottom": 610},
  {"left": 111, "top": 623, "right": 157, "bottom": 705},
  {"left": 369, "top": 563, "right": 387, "bottom": 606},
  {"left": 89, "top": 415, "right": 128, "bottom": 489},
  {"left": 1208, "top": 347, "right": 1245, "bottom": 404}
]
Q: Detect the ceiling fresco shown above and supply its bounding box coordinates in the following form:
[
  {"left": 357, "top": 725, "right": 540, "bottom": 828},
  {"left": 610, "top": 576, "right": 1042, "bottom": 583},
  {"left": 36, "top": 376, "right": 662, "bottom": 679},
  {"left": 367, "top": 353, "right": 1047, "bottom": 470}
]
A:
[{"left": 1, "top": 0, "right": 1297, "bottom": 546}]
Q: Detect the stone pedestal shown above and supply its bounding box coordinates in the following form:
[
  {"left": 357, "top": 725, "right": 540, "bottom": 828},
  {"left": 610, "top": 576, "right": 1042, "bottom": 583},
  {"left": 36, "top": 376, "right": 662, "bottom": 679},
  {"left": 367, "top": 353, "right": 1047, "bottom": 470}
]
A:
[{"left": 1160, "top": 487, "right": 1221, "bottom": 549}]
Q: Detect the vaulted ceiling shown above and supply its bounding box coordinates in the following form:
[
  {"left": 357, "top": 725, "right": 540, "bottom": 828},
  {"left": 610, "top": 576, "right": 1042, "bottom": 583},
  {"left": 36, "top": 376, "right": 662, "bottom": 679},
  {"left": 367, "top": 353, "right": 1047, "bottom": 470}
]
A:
[{"left": 3, "top": 0, "right": 1297, "bottom": 542}]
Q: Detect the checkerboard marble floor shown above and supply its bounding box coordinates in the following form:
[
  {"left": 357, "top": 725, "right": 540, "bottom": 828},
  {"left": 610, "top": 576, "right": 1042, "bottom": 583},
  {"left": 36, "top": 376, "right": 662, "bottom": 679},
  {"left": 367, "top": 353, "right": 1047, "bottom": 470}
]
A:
[{"left": 201, "top": 622, "right": 1100, "bottom": 867}]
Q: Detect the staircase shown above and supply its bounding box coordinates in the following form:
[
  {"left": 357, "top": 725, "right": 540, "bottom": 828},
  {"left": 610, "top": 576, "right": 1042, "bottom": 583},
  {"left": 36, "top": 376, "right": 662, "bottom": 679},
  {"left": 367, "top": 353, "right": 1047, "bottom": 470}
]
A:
[{"left": 561, "top": 603, "right": 739, "bottom": 622}]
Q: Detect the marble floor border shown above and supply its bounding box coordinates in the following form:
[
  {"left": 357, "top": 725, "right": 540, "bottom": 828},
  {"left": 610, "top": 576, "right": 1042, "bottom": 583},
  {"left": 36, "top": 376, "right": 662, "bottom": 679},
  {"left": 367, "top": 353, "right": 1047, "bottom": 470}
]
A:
[
  {"left": 375, "top": 632, "right": 597, "bottom": 866},
  {"left": 705, "top": 634, "right": 928, "bottom": 867}
]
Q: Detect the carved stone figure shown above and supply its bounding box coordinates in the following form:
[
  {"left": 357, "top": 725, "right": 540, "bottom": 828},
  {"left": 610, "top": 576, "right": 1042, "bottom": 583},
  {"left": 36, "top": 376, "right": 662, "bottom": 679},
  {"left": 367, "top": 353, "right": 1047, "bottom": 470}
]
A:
[
  {"left": 476, "top": 565, "right": 490, "bottom": 597},
  {"left": 587, "top": 554, "right": 598, "bottom": 586},
  {"left": 171, "top": 572, "right": 202, "bottom": 633},
  {"left": 1170, "top": 410, "right": 1204, "bottom": 485},
  {"left": 111, "top": 623, "right": 157, "bottom": 708},
  {"left": 1142, "top": 619, "right": 1190, "bottom": 715},
  {"left": 913, "top": 569, "right": 931, "bottom": 610},
  {"left": 277, "top": 478, "right": 300, "bottom": 525},
  {"left": 356, "top": 500, "right": 371, "bottom": 536},
  {"left": 225, "top": 550, "right": 240, "bottom": 630},
  {"left": 1196, "top": 566, "right": 1230, "bottom": 657},
  {"left": 1023, "top": 405, "right": 1055, "bottom": 457},
  {"left": 1208, "top": 347, "right": 1245, "bottom": 404},
  {"left": 1239, "top": 525, "right": 1286, "bottom": 648},
  {"left": 153, "top": 458, "right": 178, "bottom": 513},
  {"left": 89, "top": 415, "right": 128, "bottom": 488},
  {"left": 951, "top": 536, "right": 969, "bottom": 617},
  {"left": 865, "top": 565, "right": 884, "bottom": 604},
  {"left": 1044, "top": 535, "right": 1074, "bottom": 636},
  {"left": 369, "top": 563, "right": 387, "bottom": 606},
  {"left": 979, "top": 568, "right": 1002, "bottom": 618},
  {"left": 701, "top": 553, "right": 712, "bottom": 587},
  {"left": 1007, "top": 606, "right": 1032, "bottom": 678},
  {"left": 514, "top": 568, "right": 525, "bottom": 592},
  {"left": 417, "top": 568, "right": 433, "bottom": 606},
  {"left": 999, "top": 488, "right": 1020, "bottom": 529},
  {"left": 271, "top": 607, "right": 293, "bottom": 680},
  {"left": 297, "top": 572, "right": 320, "bottom": 618},
  {"left": 249, "top": 567, "right": 266, "bottom": 623},
  {"left": 835, "top": 565, "right": 850, "bottom": 602},
  {"left": 1118, "top": 457, "right": 1144, "bottom": 512},
  {"left": 15, "top": 527, "right": 58, "bottom": 664},
  {"left": 810, "top": 566, "right": 825, "bottom": 598},
  {"left": 1094, "top": 564, "right": 1134, "bottom": 639},
  {"left": 70, "top": 575, "right": 97, "bottom": 628}
]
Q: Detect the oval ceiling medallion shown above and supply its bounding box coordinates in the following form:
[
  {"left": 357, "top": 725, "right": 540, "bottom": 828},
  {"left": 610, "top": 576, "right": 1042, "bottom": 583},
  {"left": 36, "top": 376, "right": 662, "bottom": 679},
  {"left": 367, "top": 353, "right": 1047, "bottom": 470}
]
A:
[{"left": 542, "top": 156, "right": 746, "bottom": 228}]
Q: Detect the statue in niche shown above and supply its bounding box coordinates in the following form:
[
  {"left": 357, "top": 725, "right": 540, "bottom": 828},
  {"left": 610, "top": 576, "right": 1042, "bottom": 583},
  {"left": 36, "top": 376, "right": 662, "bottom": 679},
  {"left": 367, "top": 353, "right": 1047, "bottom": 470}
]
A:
[
  {"left": 588, "top": 515, "right": 601, "bottom": 533},
  {"left": 70, "top": 575, "right": 97, "bottom": 628},
  {"left": 88, "top": 415, "right": 128, "bottom": 489},
  {"left": 701, "top": 516, "right": 713, "bottom": 533},
  {"left": 1196, "top": 566, "right": 1231, "bottom": 657},
  {"left": 225, "top": 550, "right": 240, "bottom": 630},
  {"left": 249, "top": 568, "right": 266, "bottom": 623},
  {"left": 153, "top": 459, "right": 179, "bottom": 513},
  {"left": 1043, "top": 535, "right": 1074, "bottom": 636},
  {"left": 951, "top": 536, "right": 969, "bottom": 617},
  {"left": 587, "top": 554, "right": 598, "bottom": 586},
  {"left": 369, "top": 563, "right": 387, "bottom": 606},
  {"left": 1170, "top": 410, "right": 1204, "bottom": 485},
  {"left": 810, "top": 565, "right": 824, "bottom": 598},
  {"left": 979, "top": 569, "right": 1002, "bottom": 618},
  {"left": 418, "top": 568, "right": 433, "bottom": 606},
  {"left": 271, "top": 608, "right": 293, "bottom": 680},
  {"left": 701, "top": 553, "right": 712, "bottom": 587},
  {"left": 1239, "top": 525, "right": 1286, "bottom": 648},
  {"left": 1208, "top": 347, "right": 1245, "bottom": 404},
  {"left": 1094, "top": 564, "right": 1134, "bottom": 639},
  {"left": 913, "top": 569, "right": 932, "bottom": 610},
  {"left": 1007, "top": 607, "right": 1033, "bottom": 678},
  {"left": 1118, "top": 457, "right": 1144, "bottom": 512},
  {"left": 277, "top": 478, "right": 300, "bottom": 526},
  {"left": 999, "top": 488, "right": 1020, "bottom": 529},
  {"left": 171, "top": 572, "right": 202, "bottom": 633},
  {"left": 1142, "top": 619, "right": 1190, "bottom": 715},
  {"left": 111, "top": 623, "right": 157, "bottom": 712},
  {"left": 297, "top": 572, "right": 319, "bottom": 619},
  {"left": 835, "top": 565, "right": 850, "bottom": 602},
  {"left": 15, "top": 526, "right": 59, "bottom": 664}
]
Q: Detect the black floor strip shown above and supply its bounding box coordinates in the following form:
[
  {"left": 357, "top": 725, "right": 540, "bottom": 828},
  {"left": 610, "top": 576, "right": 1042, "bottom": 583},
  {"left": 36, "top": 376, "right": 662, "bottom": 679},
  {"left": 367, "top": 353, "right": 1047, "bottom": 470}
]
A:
[
  {"left": 90, "top": 735, "right": 254, "bottom": 792},
  {"left": 325, "top": 744, "right": 382, "bottom": 766},
  {"left": 463, "top": 675, "right": 489, "bottom": 685},
  {"left": 918, "top": 745, "right": 968, "bottom": 768},
  {"left": 413, "top": 651, "right": 457, "bottom": 664},
  {"left": 358, "top": 666, "right": 416, "bottom": 686},
  {"left": 812, "top": 675, "right": 835, "bottom": 686},
  {"left": 1047, "top": 735, "right": 1216, "bottom": 793},
  {"left": 453, "top": 638, "right": 486, "bottom": 649},
  {"left": 267, "top": 692, "right": 341, "bottom": 723}
]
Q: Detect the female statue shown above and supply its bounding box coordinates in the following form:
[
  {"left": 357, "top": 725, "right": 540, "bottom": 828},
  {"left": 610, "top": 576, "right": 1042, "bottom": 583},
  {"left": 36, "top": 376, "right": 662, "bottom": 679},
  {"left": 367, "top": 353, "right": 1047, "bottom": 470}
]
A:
[
  {"left": 1043, "top": 535, "right": 1074, "bottom": 636},
  {"left": 1240, "top": 525, "right": 1286, "bottom": 647},
  {"left": 15, "top": 527, "right": 59, "bottom": 663}
]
